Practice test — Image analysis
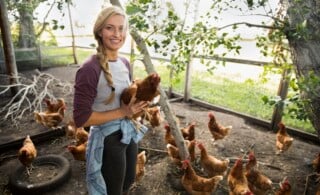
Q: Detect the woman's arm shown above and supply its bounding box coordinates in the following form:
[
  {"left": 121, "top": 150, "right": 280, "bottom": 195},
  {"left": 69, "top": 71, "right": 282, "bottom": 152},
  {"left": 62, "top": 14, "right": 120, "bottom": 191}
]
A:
[{"left": 82, "top": 98, "right": 148, "bottom": 127}]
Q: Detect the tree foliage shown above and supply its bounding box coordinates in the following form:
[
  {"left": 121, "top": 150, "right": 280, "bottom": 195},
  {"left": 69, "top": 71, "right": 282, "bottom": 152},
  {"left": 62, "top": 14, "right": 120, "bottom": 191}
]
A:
[{"left": 124, "top": 0, "right": 319, "bottom": 133}]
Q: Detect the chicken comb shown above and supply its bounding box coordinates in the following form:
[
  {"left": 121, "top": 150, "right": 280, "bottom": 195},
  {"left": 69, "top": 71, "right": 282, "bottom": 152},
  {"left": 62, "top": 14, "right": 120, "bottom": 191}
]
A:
[
  {"left": 248, "top": 151, "right": 255, "bottom": 160},
  {"left": 196, "top": 142, "right": 204, "bottom": 149},
  {"left": 277, "top": 122, "right": 285, "bottom": 129},
  {"left": 164, "top": 124, "right": 170, "bottom": 130},
  {"left": 208, "top": 112, "right": 214, "bottom": 118}
]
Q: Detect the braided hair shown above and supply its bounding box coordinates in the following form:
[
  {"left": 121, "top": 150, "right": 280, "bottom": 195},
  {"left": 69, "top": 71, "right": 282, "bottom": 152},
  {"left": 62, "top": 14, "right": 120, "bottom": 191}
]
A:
[{"left": 93, "top": 5, "right": 128, "bottom": 104}]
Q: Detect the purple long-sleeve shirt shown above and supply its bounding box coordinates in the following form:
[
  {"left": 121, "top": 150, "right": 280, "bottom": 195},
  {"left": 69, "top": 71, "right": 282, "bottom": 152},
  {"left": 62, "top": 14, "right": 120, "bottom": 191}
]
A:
[{"left": 73, "top": 55, "right": 131, "bottom": 128}]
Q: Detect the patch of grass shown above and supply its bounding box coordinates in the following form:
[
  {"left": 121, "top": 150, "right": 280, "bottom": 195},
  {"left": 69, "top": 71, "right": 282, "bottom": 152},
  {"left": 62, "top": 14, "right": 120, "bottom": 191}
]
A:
[{"left": 133, "top": 63, "right": 315, "bottom": 134}]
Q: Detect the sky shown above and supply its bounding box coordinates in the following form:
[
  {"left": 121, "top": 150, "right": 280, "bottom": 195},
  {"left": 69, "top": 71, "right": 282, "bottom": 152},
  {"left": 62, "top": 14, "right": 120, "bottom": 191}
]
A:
[{"left": 34, "top": 0, "right": 279, "bottom": 60}]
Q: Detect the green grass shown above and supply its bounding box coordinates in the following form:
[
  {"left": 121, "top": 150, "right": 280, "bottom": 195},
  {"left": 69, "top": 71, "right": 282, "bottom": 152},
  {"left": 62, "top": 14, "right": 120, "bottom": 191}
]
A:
[
  {"left": 133, "top": 63, "right": 315, "bottom": 134},
  {"left": 43, "top": 47, "right": 315, "bottom": 134}
]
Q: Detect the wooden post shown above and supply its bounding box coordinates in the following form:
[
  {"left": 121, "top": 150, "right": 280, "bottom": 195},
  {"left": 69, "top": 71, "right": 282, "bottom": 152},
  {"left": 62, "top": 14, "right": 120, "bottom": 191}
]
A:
[
  {"left": 67, "top": 0, "right": 78, "bottom": 65},
  {"left": 184, "top": 57, "right": 192, "bottom": 101},
  {"left": 270, "top": 69, "right": 290, "bottom": 131},
  {"left": 38, "top": 45, "right": 43, "bottom": 69},
  {"left": 0, "top": 0, "right": 19, "bottom": 95}
]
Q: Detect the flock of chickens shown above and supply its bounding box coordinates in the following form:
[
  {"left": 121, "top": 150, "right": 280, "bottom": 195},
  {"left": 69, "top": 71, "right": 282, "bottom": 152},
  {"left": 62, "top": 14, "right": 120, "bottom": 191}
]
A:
[
  {"left": 16, "top": 72, "right": 320, "bottom": 194},
  {"left": 163, "top": 109, "right": 300, "bottom": 195}
]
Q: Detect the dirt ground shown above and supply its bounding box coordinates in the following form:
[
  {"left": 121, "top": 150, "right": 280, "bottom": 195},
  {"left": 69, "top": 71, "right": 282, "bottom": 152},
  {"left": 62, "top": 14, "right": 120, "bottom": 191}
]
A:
[{"left": 0, "top": 66, "right": 320, "bottom": 195}]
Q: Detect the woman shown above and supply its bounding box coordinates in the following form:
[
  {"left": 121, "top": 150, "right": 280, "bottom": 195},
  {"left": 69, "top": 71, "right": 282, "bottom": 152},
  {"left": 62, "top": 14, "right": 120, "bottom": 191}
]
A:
[{"left": 73, "top": 5, "right": 148, "bottom": 195}]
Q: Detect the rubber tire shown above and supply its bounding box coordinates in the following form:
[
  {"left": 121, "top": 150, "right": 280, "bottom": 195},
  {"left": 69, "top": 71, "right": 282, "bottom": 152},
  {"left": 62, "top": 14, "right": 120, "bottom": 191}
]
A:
[{"left": 9, "top": 154, "right": 71, "bottom": 195}]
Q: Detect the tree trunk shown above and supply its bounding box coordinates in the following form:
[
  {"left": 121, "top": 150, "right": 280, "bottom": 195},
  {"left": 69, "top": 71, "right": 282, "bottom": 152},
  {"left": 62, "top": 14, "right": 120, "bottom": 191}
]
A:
[
  {"left": 0, "top": 0, "right": 19, "bottom": 94},
  {"left": 17, "top": 1, "right": 36, "bottom": 48},
  {"left": 285, "top": 0, "right": 320, "bottom": 137},
  {"left": 110, "top": 1, "right": 190, "bottom": 160}
]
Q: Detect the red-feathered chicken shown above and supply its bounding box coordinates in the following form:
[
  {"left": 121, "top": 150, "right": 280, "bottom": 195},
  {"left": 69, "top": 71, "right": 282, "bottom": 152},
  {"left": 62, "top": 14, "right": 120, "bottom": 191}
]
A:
[
  {"left": 140, "top": 106, "right": 162, "bottom": 128},
  {"left": 228, "top": 157, "right": 252, "bottom": 195},
  {"left": 34, "top": 105, "right": 66, "bottom": 129},
  {"left": 136, "top": 150, "right": 147, "bottom": 182},
  {"left": 68, "top": 141, "right": 87, "bottom": 161},
  {"left": 167, "top": 140, "right": 196, "bottom": 165},
  {"left": 164, "top": 124, "right": 176, "bottom": 146},
  {"left": 207, "top": 112, "right": 232, "bottom": 141},
  {"left": 121, "top": 73, "right": 160, "bottom": 103},
  {"left": 65, "top": 119, "right": 77, "bottom": 139},
  {"left": 18, "top": 135, "right": 37, "bottom": 175},
  {"left": 44, "top": 98, "right": 65, "bottom": 113},
  {"left": 313, "top": 152, "right": 320, "bottom": 173},
  {"left": 275, "top": 177, "right": 292, "bottom": 195},
  {"left": 166, "top": 143, "right": 181, "bottom": 165},
  {"left": 197, "top": 142, "right": 229, "bottom": 177},
  {"left": 181, "top": 122, "right": 196, "bottom": 141},
  {"left": 181, "top": 159, "right": 223, "bottom": 195},
  {"left": 75, "top": 127, "right": 89, "bottom": 146},
  {"left": 276, "top": 122, "right": 293, "bottom": 153},
  {"left": 245, "top": 151, "right": 272, "bottom": 194},
  {"left": 188, "top": 139, "right": 196, "bottom": 162}
]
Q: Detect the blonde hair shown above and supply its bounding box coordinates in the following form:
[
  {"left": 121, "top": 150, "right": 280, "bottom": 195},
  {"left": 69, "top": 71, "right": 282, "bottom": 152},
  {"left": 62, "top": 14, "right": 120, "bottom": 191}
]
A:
[{"left": 93, "top": 5, "right": 128, "bottom": 104}]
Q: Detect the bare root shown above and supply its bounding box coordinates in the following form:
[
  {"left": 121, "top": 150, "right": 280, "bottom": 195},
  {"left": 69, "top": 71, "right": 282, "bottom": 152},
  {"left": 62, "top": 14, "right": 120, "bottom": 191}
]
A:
[{"left": 0, "top": 69, "right": 72, "bottom": 126}]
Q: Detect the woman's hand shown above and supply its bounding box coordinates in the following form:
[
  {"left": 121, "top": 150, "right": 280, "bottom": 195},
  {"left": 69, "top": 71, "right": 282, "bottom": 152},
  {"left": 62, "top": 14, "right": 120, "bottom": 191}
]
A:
[{"left": 120, "top": 96, "right": 149, "bottom": 118}]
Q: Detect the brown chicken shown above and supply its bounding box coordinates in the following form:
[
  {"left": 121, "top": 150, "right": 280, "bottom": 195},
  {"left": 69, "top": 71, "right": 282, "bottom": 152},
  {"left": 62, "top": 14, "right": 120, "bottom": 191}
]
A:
[
  {"left": 68, "top": 141, "right": 87, "bottom": 161},
  {"left": 207, "top": 112, "right": 232, "bottom": 141},
  {"left": 188, "top": 139, "right": 196, "bottom": 162},
  {"left": 181, "top": 159, "right": 223, "bottom": 195},
  {"left": 44, "top": 98, "right": 66, "bottom": 113},
  {"left": 135, "top": 150, "right": 147, "bottom": 182},
  {"left": 276, "top": 122, "right": 294, "bottom": 153},
  {"left": 164, "top": 124, "right": 176, "bottom": 146},
  {"left": 121, "top": 73, "right": 160, "bottom": 104},
  {"left": 197, "top": 142, "right": 229, "bottom": 177},
  {"left": 181, "top": 122, "right": 196, "bottom": 141},
  {"left": 65, "top": 119, "right": 77, "bottom": 139},
  {"left": 18, "top": 135, "right": 37, "bottom": 175},
  {"left": 34, "top": 105, "right": 66, "bottom": 129},
  {"left": 245, "top": 151, "right": 272, "bottom": 194},
  {"left": 140, "top": 106, "right": 162, "bottom": 128},
  {"left": 275, "top": 177, "right": 292, "bottom": 195},
  {"left": 228, "top": 157, "right": 252, "bottom": 195},
  {"left": 75, "top": 127, "right": 89, "bottom": 145},
  {"left": 167, "top": 143, "right": 181, "bottom": 165},
  {"left": 312, "top": 152, "right": 320, "bottom": 173}
]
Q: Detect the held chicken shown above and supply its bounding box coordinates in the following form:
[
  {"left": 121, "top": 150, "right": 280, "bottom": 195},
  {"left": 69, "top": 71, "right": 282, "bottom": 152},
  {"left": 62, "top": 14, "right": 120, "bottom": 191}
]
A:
[
  {"left": 135, "top": 150, "right": 147, "bottom": 182},
  {"left": 18, "top": 135, "right": 37, "bottom": 175},
  {"left": 181, "top": 159, "right": 223, "bottom": 195},
  {"left": 207, "top": 112, "right": 232, "bottom": 141},
  {"left": 245, "top": 151, "right": 272, "bottom": 194},
  {"left": 44, "top": 98, "right": 65, "bottom": 113},
  {"left": 228, "top": 157, "right": 252, "bottom": 195},
  {"left": 275, "top": 177, "right": 292, "bottom": 195},
  {"left": 276, "top": 122, "right": 294, "bottom": 154},
  {"left": 181, "top": 122, "right": 196, "bottom": 141},
  {"left": 68, "top": 141, "right": 87, "bottom": 161},
  {"left": 121, "top": 73, "right": 160, "bottom": 104},
  {"left": 197, "top": 142, "right": 229, "bottom": 177},
  {"left": 34, "top": 105, "right": 66, "bottom": 129}
]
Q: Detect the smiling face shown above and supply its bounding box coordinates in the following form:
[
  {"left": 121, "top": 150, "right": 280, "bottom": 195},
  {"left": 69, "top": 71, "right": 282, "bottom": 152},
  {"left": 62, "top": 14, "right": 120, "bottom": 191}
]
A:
[{"left": 100, "top": 14, "right": 126, "bottom": 52}]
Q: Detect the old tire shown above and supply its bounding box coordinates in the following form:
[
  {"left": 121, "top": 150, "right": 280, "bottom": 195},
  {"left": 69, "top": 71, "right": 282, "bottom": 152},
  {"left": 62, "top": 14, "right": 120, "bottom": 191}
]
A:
[{"left": 9, "top": 154, "right": 71, "bottom": 195}]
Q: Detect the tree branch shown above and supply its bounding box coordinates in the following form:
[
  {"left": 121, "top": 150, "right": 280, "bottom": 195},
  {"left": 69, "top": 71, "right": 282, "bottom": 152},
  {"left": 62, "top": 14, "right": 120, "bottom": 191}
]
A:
[{"left": 218, "top": 22, "right": 280, "bottom": 31}]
